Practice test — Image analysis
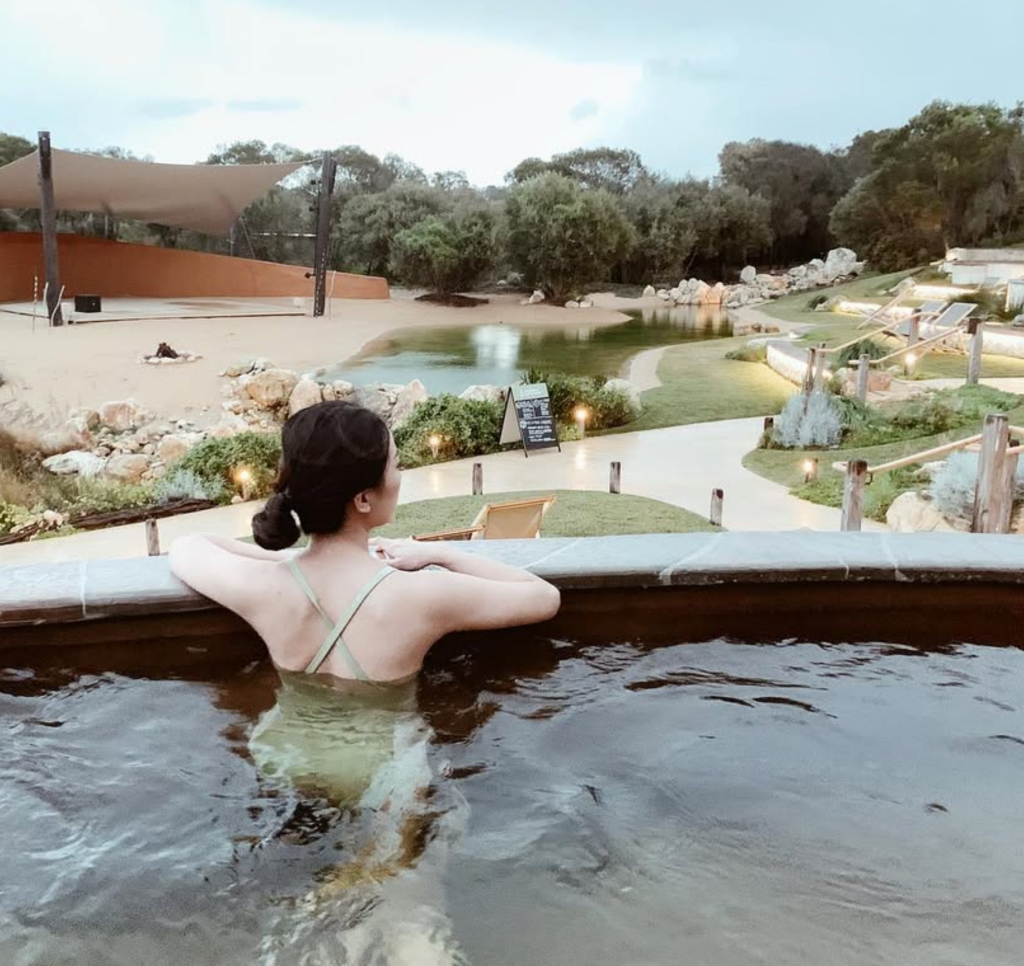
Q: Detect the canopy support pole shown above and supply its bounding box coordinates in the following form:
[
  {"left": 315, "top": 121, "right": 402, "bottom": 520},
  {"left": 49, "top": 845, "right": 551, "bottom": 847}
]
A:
[{"left": 37, "top": 131, "right": 63, "bottom": 327}]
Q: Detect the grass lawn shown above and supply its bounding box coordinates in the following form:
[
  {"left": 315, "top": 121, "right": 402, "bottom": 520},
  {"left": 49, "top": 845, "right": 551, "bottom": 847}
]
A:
[
  {"left": 375, "top": 489, "right": 721, "bottom": 538},
  {"left": 601, "top": 334, "right": 794, "bottom": 434}
]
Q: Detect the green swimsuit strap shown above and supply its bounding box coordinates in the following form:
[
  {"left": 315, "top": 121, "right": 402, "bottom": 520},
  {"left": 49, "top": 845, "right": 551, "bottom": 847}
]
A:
[{"left": 286, "top": 559, "right": 395, "bottom": 681}]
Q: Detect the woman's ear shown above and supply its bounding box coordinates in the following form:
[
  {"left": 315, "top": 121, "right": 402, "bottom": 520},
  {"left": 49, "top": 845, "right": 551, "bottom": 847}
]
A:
[{"left": 353, "top": 490, "right": 373, "bottom": 515}]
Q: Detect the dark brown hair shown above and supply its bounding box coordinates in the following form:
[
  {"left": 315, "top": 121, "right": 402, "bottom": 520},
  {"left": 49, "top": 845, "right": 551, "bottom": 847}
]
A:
[{"left": 252, "top": 401, "right": 391, "bottom": 550}]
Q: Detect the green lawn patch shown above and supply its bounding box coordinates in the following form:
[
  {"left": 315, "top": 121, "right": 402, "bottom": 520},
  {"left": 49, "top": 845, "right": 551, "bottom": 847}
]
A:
[
  {"left": 375, "top": 489, "right": 721, "bottom": 538},
  {"left": 601, "top": 335, "right": 794, "bottom": 433}
]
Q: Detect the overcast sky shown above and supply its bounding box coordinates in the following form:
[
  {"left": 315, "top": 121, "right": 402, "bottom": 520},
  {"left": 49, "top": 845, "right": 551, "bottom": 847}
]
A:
[{"left": 1, "top": 0, "right": 1020, "bottom": 184}]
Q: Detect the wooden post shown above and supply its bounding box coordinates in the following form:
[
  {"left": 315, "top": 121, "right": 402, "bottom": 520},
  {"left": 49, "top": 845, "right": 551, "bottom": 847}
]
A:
[
  {"left": 856, "top": 353, "right": 871, "bottom": 403},
  {"left": 802, "top": 347, "right": 817, "bottom": 396},
  {"left": 311, "top": 151, "right": 337, "bottom": 318},
  {"left": 709, "top": 488, "right": 723, "bottom": 527},
  {"left": 972, "top": 413, "right": 1008, "bottom": 533},
  {"left": 967, "top": 319, "right": 983, "bottom": 386},
  {"left": 472, "top": 462, "right": 483, "bottom": 496},
  {"left": 763, "top": 416, "right": 774, "bottom": 433},
  {"left": 144, "top": 518, "right": 160, "bottom": 556},
  {"left": 813, "top": 341, "right": 827, "bottom": 390},
  {"left": 229, "top": 220, "right": 242, "bottom": 257},
  {"left": 841, "top": 460, "right": 868, "bottom": 531},
  {"left": 997, "top": 438, "right": 1021, "bottom": 534},
  {"left": 907, "top": 313, "right": 920, "bottom": 349},
  {"left": 609, "top": 461, "right": 621, "bottom": 494},
  {"left": 37, "top": 131, "right": 63, "bottom": 327}
]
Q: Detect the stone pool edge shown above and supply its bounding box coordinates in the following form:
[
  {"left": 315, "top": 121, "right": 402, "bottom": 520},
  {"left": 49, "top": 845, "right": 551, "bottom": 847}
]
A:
[{"left": 2, "top": 532, "right": 1024, "bottom": 630}]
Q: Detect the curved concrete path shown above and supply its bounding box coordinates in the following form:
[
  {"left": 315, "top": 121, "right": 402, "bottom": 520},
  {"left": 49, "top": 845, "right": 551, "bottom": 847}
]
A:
[{"left": 0, "top": 417, "right": 882, "bottom": 565}]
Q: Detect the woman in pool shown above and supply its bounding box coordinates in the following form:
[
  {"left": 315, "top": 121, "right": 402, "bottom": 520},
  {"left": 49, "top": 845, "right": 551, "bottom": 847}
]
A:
[
  {"left": 169, "top": 398, "right": 561, "bottom": 683},
  {"left": 170, "top": 401, "right": 559, "bottom": 960}
]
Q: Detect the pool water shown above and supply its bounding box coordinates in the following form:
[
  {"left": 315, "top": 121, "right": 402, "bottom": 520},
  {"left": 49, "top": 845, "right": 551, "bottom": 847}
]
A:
[
  {"left": 3, "top": 635, "right": 1024, "bottom": 965},
  {"left": 331, "top": 305, "right": 733, "bottom": 394}
]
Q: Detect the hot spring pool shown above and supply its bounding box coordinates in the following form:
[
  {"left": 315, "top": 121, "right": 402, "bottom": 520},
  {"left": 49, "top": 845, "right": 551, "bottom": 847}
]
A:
[{"left": 4, "top": 633, "right": 1024, "bottom": 965}]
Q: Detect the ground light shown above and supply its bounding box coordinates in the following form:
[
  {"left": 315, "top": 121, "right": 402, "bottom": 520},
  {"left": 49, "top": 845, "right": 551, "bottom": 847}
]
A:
[
  {"left": 235, "top": 467, "right": 253, "bottom": 501},
  {"left": 904, "top": 352, "right": 918, "bottom": 376},
  {"left": 575, "top": 407, "right": 589, "bottom": 438},
  {"left": 428, "top": 434, "right": 442, "bottom": 459},
  {"left": 802, "top": 458, "right": 819, "bottom": 483}
]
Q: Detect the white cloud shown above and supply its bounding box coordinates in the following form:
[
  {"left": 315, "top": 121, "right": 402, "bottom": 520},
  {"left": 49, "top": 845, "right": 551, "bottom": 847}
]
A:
[{"left": 0, "top": 0, "right": 643, "bottom": 184}]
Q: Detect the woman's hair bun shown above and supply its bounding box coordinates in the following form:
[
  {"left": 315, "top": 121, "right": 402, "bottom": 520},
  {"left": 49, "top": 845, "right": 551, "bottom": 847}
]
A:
[{"left": 252, "top": 491, "right": 301, "bottom": 550}]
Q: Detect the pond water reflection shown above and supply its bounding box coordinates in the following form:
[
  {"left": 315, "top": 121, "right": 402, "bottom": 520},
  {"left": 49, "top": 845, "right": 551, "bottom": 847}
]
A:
[{"left": 331, "top": 305, "right": 733, "bottom": 393}]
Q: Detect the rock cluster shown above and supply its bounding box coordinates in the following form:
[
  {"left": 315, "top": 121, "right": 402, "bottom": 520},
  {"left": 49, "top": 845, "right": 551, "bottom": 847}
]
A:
[
  {"left": 35, "top": 357, "right": 640, "bottom": 486},
  {"left": 645, "top": 248, "right": 865, "bottom": 311}
]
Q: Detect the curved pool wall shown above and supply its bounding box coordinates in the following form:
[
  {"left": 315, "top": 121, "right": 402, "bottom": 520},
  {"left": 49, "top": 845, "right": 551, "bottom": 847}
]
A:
[{"left": 2, "top": 533, "right": 1024, "bottom": 652}]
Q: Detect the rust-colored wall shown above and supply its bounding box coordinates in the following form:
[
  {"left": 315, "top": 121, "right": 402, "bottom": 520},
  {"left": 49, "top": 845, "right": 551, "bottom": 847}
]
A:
[{"left": 0, "top": 232, "right": 388, "bottom": 301}]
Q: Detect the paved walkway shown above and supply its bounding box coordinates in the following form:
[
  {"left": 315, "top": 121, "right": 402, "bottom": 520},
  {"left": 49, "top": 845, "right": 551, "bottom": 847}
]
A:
[{"left": 0, "top": 417, "right": 882, "bottom": 566}]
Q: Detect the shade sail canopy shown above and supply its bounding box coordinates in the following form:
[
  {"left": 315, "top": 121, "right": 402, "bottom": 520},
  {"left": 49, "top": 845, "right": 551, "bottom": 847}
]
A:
[{"left": 0, "top": 149, "right": 305, "bottom": 236}]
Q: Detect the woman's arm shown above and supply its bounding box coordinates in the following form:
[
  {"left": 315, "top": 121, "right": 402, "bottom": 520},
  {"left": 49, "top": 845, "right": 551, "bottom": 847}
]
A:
[
  {"left": 372, "top": 538, "right": 546, "bottom": 584},
  {"left": 168, "top": 534, "right": 280, "bottom": 613}
]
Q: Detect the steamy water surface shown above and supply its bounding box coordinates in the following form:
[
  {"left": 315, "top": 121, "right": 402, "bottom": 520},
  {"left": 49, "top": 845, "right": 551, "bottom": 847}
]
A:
[{"left": 3, "top": 636, "right": 1024, "bottom": 965}]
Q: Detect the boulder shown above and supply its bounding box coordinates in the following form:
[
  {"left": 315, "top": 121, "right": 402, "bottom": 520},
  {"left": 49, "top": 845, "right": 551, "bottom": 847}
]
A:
[
  {"left": 706, "top": 282, "right": 727, "bottom": 305},
  {"left": 642, "top": 285, "right": 656, "bottom": 298},
  {"left": 603, "top": 378, "right": 641, "bottom": 410},
  {"left": 157, "top": 435, "right": 191, "bottom": 464},
  {"left": 68, "top": 407, "right": 100, "bottom": 431},
  {"left": 840, "top": 368, "right": 893, "bottom": 396},
  {"left": 528, "top": 290, "right": 546, "bottom": 305},
  {"left": 460, "top": 384, "right": 506, "bottom": 404},
  {"left": 390, "top": 379, "right": 429, "bottom": 430},
  {"left": 245, "top": 368, "right": 299, "bottom": 410},
  {"left": 326, "top": 379, "right": 356, "bottom": 402},
  {"left": 694, "top": 280, "right": 712, "bottom": 303},
  {"left": 579, "top": 299, "right": 593, "bottom": 309},
  {"left": 824, "top": 247, "right": 858, "bottom": 281},
  {"left": 740, "top": 265, "right": 757, "bottom": 284},
  {"left": 565, "top": 300, "right": 580, "bottom": 309},
  {"left": 103, "top": 454, "right": 150, "bottom": 484},
  {"left": 656, "top": 289, "right": 671, "bottom": 300},
  {"left": 353, "top": 384, "right": 398, "bottom": 421},
  {"left": 98, "top": 399, "right": 152, "bottom": 432},
  {"left": 807, "top": 258, "right": 826, "bottom": 278},
  {"left": 206, "top": 414, "right": 249, "bottom": 439},
  {"left": 886, "top": 491, "right": 958, "bottom": 533},
  {"left": 42, "top": 450, "right": 107, "bottom": 478},
  {"left": 288, "top": 378, "right": 324, "bottom": 417},
  {"left": 787, "top": 264, "right": 808, "bottom": 280},
  {"left": 63, "top": 416, "right": 95, "bottom": 449}
]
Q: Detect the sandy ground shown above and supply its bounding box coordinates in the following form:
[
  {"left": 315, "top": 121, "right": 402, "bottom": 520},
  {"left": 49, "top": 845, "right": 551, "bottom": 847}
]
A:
[{"left": 0, "top": 291, "right": 635, "bottom": 428}]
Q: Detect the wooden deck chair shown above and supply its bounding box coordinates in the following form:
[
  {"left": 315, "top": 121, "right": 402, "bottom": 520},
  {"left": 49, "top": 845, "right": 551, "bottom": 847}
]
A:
[{"left": 413, "top": 495, "right": 557, "bottom": 542}]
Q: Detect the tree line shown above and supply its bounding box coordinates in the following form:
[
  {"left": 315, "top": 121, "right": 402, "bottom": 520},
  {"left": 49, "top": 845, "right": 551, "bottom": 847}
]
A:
[{"left": 1, "top": 100, "right": 1022, "bottom": 301}]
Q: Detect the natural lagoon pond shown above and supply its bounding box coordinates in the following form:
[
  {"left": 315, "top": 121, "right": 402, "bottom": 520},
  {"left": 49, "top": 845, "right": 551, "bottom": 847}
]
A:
[{"left": 330, "top": 305, "right": 733, "bottom": 394}]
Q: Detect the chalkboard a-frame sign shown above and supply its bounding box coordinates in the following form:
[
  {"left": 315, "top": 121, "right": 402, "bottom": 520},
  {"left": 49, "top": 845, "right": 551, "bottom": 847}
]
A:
[{"left": 500, "top": 383, "right": 561, "bottom": 456}]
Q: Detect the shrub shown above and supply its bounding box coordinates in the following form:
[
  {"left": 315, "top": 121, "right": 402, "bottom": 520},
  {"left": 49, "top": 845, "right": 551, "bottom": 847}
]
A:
[
  {"left": 62, "top": 478, "right": 155, "bottom": 515},
  {"left": 834, "top": 338, "right": 888, "bottom": 369},
  {"left": 156, "top": 468, "right": 226, "bottom": 504},
  {"left": 771, "top": 391, "right": 844, "bottom": 449},
  {"left": 391, "top": 208, "right": 499, "bottom": 294},
  {"left": 591, "top": 384, "right": 641, "bottom": 428},
  {"left": 394, "top": 395, "right": 503, "bottom": 467},
  {"left": 520, "top": 368, "right": 638, "bottom": 430},
  {"left": 725, "top": 344, "right": 767, "bottom": 363},
  {"left": 792, "top": 464, "right": 925, "bottom": 522},
  {"left": 175, "top": 432, "right": 282, "bottom": 501}
]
